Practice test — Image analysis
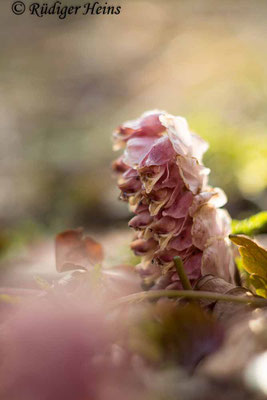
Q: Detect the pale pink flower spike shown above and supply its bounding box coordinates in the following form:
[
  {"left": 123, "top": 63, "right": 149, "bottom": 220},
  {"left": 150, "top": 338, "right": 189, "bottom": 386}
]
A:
[{"left": 113, "top": 110, "right": 235, "bottom": 289}]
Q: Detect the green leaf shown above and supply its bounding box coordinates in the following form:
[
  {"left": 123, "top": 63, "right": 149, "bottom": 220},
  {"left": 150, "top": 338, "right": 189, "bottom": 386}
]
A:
[
  {"left": 249, "top": 274, "right": 267, "bottom": 299},
  {"left": 0, "top": 294, "right": 21, "bottom": 304},
  {"left": 34, "top": 275, "right": 51, "bottom": 291},
  {"left": 230, "top": 234, "right": 267, "bottom": 280},
  {"left": 231, "top": 212, "right": 267, "bottom": 236}
]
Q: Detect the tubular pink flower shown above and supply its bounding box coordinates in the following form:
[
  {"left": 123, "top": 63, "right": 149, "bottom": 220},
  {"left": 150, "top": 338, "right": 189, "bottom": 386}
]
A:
[{"left": 112, "top": 110, "right": 234, "bottom": 288}]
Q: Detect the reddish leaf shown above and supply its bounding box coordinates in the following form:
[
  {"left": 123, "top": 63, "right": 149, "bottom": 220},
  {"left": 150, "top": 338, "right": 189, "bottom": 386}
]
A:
[{"left": 55, "top": 228, "right": 104, "bottom": 272}]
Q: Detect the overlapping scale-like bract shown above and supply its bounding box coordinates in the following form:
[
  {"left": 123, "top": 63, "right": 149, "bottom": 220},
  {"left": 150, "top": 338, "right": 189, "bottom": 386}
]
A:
[{"left": 113, "top": 110, "right": 234, "bottom": 289}]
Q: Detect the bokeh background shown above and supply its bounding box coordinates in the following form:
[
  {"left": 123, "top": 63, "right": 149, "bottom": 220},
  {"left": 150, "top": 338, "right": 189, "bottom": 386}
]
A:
[{"left": 0, "top": 0, "right": 267, "bottom": 274}]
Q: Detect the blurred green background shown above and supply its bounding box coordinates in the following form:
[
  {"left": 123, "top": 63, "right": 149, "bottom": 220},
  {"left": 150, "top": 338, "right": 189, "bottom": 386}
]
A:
[{"left": 1, "top": 0, "right": 267, "bottom": 257}]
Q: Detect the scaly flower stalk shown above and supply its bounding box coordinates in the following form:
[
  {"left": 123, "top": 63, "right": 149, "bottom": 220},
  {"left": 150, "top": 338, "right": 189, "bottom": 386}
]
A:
[{"left": 112, "top": 110, "right": 234, "bottom": 289}]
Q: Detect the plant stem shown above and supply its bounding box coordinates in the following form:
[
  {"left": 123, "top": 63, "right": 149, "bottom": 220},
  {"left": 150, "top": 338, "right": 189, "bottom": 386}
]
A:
[
  {"left": 112, "top": 290, "right": 267, "bottom": 308},
  {"left": 174, "top": 256, "right": 192, "bottom": 290}
]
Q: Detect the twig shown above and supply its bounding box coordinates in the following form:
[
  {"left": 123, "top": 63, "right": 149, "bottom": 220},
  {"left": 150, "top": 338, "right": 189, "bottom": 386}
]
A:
[{"left": 112, "top": 289, "right": 267, "bottom": 308}]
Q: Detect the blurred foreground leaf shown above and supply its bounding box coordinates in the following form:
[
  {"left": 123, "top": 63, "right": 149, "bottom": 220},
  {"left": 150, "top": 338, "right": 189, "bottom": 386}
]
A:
[{"left": 129, "top": 303, "right": 223, "bottom": 370}]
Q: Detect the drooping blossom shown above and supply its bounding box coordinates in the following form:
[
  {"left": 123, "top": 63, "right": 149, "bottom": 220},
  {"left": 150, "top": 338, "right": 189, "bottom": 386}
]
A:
[{"left": 112, "top": 110, "right": 235, "bottom": 289}]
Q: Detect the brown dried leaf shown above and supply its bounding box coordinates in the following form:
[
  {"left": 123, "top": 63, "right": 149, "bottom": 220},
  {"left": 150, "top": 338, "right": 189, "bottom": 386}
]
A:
[{"left": 195, "top": 275, "right": 253, "bottom": 323}]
